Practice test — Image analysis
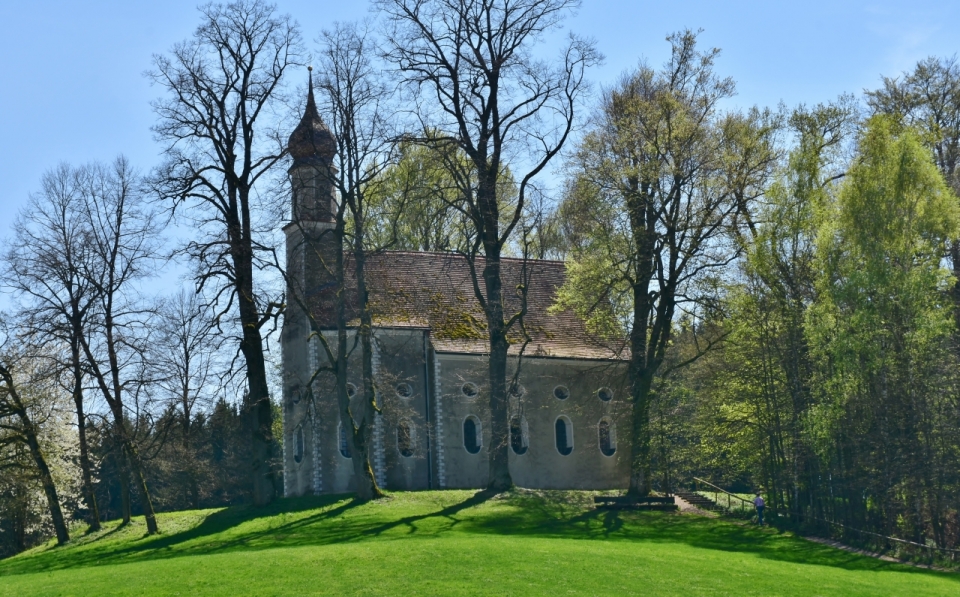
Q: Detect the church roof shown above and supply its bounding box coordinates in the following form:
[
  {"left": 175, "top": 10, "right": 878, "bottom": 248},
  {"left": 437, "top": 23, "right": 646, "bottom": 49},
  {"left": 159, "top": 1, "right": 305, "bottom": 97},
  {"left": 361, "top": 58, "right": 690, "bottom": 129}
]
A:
[{"left": 340, "top": 251, "right": 626, "bottom": 360}]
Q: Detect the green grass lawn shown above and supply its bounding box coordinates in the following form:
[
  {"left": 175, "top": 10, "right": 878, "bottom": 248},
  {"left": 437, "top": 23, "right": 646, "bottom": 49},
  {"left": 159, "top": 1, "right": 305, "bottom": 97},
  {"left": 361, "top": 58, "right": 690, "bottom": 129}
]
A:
[{"left": 0, "top": 490, "right": 956, "bottom": 596}]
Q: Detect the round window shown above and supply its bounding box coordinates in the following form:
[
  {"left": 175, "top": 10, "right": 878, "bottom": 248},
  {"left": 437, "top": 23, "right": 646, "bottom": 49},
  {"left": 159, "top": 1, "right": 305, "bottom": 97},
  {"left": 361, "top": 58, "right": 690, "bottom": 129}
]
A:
[
  {"left": 346, "top": 383, "right": 357, "bottom": 397},
  {"left": 396, "top": 382, "right": 413, "bottom": 398},
  {"left": 598, "top": 387, "right": 613, "bottom": 402},
  {"left": 461, "top": 382, "right": 479, "bottom": 398},
  {"left": 509, "top": 384, "right": 525, "bottom": 398},
  {"left": 553, "top": 385, "right": 569, "bottom": 400}
]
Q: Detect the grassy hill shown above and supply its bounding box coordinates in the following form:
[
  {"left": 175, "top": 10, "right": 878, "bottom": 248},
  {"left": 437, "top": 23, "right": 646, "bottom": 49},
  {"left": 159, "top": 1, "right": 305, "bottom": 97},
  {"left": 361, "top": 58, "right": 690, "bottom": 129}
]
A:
[{"left": 0, "top": 490, "right": 956, "bottom": 596}]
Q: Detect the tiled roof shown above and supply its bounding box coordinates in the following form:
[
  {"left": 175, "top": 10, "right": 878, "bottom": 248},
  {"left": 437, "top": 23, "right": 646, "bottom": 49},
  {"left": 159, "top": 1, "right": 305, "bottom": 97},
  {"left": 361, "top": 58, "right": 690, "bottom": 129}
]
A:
[{"left": 335, "top": 251, "right": 626, "bottom": 360}]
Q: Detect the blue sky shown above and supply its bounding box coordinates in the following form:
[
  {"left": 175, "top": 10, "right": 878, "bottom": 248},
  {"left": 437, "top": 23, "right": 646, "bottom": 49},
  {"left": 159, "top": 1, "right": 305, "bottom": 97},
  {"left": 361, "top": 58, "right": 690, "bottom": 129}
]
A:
[{"left": 0, "top": 0, "right": 957, "bottom": 233}]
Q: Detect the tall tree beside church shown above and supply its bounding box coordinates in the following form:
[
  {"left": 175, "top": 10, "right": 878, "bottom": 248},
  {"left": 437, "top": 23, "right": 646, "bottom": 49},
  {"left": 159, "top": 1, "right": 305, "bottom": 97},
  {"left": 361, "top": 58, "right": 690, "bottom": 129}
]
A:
[
  {"left": 149, "top": 0, "right": 303, "bottom": 505},
  {"left": 379, "top": 0, "right": 597, "bottom": 490},
  {"left": 557, "top": 31, "right": 777, "bottom": 495},
  {"left": 314, "top": 22, "right": 398, "bottom": 500}
]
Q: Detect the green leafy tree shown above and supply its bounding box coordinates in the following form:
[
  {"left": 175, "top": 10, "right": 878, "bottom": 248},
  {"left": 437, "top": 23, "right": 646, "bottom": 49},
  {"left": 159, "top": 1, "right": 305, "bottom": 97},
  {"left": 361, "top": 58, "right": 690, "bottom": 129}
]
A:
[
  {"left": 557, "top": 31, "right": 777, "bottom": 494},
  {"left": 808, "top": 115, "right": 959, "bottom": 546}
]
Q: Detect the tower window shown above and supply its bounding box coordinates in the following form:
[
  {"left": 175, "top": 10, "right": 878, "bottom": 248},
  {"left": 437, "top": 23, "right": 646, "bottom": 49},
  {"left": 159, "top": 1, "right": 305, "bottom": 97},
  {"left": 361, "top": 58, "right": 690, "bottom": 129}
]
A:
[
  {"left": 397, "top": 420, "right": 415, "bottom": 458},
  {"left": 461, "top": 382, "right": 479, "bottom": 398},
  {"left": 598, "top": 418, "right": 616, "bottom": 457},
  {"left": 396, "top": 382, "right": 413, "bottom": 398},
  {"left": 553, "top": 385, "right": 569, "bottom": 400},
  {"left": 463, "top": 415, "right": 482, "bottom": 454},
  {"left": 510, "top": 416, "right": 529, "bottom": 455},
  {"left": 555, "top": 416, "right": 573, "bottom": 456},
  {"left": 293, "top": 425, "right": 305, "bottom": 463},
  {"left": 338, "top": 422, "right": 351, "bottom": 459},
  {"left": 598, "top": 387, "right": 614, "bottom": 402}
]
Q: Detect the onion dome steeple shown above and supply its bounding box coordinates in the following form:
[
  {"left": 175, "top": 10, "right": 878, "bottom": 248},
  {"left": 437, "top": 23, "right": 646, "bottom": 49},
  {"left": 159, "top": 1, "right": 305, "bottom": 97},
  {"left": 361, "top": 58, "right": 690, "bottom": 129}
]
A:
[{"left": 287, "top": 66, "right": 336, "bottom": 164}]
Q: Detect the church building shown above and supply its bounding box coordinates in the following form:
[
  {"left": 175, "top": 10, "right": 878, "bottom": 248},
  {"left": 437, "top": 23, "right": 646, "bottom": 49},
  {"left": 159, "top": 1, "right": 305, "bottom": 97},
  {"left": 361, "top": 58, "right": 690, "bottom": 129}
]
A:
[{"left": 281, "top": 82, "right": 630, "bottom": 496}]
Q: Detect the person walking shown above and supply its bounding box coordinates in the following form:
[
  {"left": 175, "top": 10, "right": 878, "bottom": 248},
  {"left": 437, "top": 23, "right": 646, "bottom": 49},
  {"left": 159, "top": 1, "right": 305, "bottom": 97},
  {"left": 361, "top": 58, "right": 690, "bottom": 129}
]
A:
[{"left": 753, "top": 493, "right": 765, "bottom": 526}]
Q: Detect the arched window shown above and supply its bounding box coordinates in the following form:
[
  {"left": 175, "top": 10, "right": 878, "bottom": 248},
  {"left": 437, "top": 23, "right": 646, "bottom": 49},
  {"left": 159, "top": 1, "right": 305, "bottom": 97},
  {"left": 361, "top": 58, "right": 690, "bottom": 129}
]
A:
[
  {"left": 463, "top": 415, "right": 482, "bottom": 454},
  {"left": 338, "top": 422, "right": 351, "bottom": 459},
  {"left": 598, "top": 418, "right": 616, "bottom": 457},
  {"left": 397, "top": 420, "right": 415, "bottom": 458},
  {"left": 555, "top": 416, "right": 573, "bottom": 456},
  {"left": 293, "top": 425, "right": 304, "bottom": 463},
  {"left": 290, "top": 385, "right": 302, "bottom": 404},
  {"left": 510, "top": 416, "right": 528, "bottom": 455}
]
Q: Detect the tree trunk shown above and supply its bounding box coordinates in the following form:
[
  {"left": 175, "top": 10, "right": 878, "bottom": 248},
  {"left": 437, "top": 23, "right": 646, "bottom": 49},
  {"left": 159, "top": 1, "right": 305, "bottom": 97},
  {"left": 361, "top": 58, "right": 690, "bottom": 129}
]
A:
[
  {"left": 353, "top": 243, "right": 385, "bottom": 501},
  {"left": 628, "top": 367, "right": 654, "bottom": 496},
  {"left": 483, "top": 253, "right": 512, "bottom": 492},
  {"left": 22, "top": 419, "right": 70, "bottom": 545},
  {"left": 231, "top": 209, "right": 276, "bottom": 507},
  {"left": 71, "top": 344, "right": 101, "bottom": 531}
]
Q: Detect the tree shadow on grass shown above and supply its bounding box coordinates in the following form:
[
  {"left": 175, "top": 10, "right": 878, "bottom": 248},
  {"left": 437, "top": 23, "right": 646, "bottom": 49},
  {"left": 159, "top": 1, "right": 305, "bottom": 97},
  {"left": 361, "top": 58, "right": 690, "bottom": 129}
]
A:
[{"left": 1, "top": 489, "right": 957, "bottom": 582}]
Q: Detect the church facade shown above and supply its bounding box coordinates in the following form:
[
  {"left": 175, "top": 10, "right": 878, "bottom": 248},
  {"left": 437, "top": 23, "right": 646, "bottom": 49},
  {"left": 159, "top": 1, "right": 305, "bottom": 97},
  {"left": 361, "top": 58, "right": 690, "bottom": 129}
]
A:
[{"left": 280, "top": 83, "right": 630, "bottom": 496}]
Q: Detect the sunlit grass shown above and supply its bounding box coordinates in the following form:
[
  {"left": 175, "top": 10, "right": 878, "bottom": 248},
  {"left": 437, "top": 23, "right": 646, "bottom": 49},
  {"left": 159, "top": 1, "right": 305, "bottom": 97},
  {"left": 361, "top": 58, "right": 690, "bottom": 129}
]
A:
[{"left": 0, "top": 490, "right": 956, "bottom": 596}]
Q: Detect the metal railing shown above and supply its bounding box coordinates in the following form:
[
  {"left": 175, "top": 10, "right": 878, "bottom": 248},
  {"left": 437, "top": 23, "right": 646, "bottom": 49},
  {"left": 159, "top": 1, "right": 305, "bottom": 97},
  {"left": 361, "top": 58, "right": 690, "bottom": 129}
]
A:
[
  {"left": 691, "top": 477, "right": 960, "bottom": 560},
  {"left": 692, "top": 477, "right": 753, "bottom": 512}
]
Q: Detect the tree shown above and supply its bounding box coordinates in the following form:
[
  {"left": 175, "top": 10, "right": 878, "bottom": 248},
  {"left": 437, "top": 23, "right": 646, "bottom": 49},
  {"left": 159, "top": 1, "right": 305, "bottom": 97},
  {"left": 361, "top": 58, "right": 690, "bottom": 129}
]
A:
[
  {"left": 155, "top": 290, "right": 221, "bottom": 508},
  {"left": 364, "top": 139, "right": 471, "bottom": 252},
  {"left": 3, "top": 164, "right": 103, "bottom": 530},
  {"left": 808, "top": 115, "right": 960, "bottom": 547},
  {"left": 149, "top": 0, "right": 303, "bottom": 505},
  {"left": 557, "top": 31, "right": 777, "bottom": 495},
  {"left": 379, "top": 0, "right": 597, "bottom": 490},
  {"left": 0, "top": 335, "right": 70, "bottom": 546},
  {"left": 72, "top": 158, "right": 162, "bottom": 534},
  {"left": 866, "top": 57, "right": 960, "bottom": 342}
]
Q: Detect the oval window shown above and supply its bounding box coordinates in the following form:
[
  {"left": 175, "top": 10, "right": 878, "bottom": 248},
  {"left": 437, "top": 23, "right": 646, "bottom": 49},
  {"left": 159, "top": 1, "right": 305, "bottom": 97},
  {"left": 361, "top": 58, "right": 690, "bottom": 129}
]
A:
[
  {"left": 510, "top": 416, "right": 528, "bottom": 455},
  {"left": 598, "top": 387, "right": 613, "bottom": 402},
  {"left": 509, "top": 384, "right": 525, "bottom": 398},
  {"left": 338, "top": 422, "right": 351, "bottom": 459},
  {"left": 461, "top": 382, "right": 479, "bottom": 398},
  {"left": 553, "top": 385, "right": 569, "bottom": 400},
  {"left": 397, "top": 420, "right": 415, "bottom": 457},
  {"left": 555, "top": 416, "right": 573, "bottom": 456},
  {"left": 396, "top": 382, "right": 413, "bottom": 398},
  {"left": 463, "top": 415, "right": 482, "bottom": 454},
  {"left": 291, "top": 385, "right": 302, "bottom": 404},
  {"left": 293, "top": 425, "right": 305, "bottom": 463},
  {"left": 346, "top": 383, "right": 358, "bottom": 397},
  {"left": 598, "top": 419, "right": 616, "bottom": 457}
]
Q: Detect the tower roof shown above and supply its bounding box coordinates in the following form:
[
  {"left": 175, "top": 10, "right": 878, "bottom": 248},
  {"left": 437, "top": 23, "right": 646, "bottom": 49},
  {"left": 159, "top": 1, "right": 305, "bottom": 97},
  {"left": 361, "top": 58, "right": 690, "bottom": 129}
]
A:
[{"left": 288, "top": 67, "right": 336, "bottom": 162}]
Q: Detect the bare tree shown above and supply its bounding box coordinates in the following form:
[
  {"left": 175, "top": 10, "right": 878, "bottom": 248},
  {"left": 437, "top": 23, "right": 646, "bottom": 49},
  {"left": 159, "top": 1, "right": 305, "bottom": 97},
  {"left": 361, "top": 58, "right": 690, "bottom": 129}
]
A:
[
  {"left": 71, "top": 157, "right": 162, "bottom": 534},
  {"left": 148, "top": 0, "right": 304, "bottom": 505},
  {"left": 310, "top": 21, "right": 398, "bottom": 500},
  {"left": 379, "top": 0, "right": 597, "bottom": 490},
  {"left": 3, "top": 165, "right": 102, "bottom": 530},
  {"left": 156, "top": 290, "right": 220, "bottom": 508}
]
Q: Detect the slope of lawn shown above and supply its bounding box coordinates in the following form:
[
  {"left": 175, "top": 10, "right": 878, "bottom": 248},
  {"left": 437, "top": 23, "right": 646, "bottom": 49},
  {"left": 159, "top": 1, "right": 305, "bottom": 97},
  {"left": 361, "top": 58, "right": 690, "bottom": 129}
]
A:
[{"left": 0, "top": 490, "right": 956, "bottom": 596}]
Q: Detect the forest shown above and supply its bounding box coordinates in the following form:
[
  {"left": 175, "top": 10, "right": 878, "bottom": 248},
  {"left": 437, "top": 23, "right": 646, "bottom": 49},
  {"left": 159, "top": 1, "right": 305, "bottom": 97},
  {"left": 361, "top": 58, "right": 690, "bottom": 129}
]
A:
[{"left": 2, "top": 0, "right": 960, "bottom": 562}]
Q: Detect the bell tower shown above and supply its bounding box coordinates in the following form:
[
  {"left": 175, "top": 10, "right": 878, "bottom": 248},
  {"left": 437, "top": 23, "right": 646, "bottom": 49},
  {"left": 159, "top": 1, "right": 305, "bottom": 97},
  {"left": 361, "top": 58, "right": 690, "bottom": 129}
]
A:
[{"left": 282, "top": 67, "right": 341, "bottom": 496}]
